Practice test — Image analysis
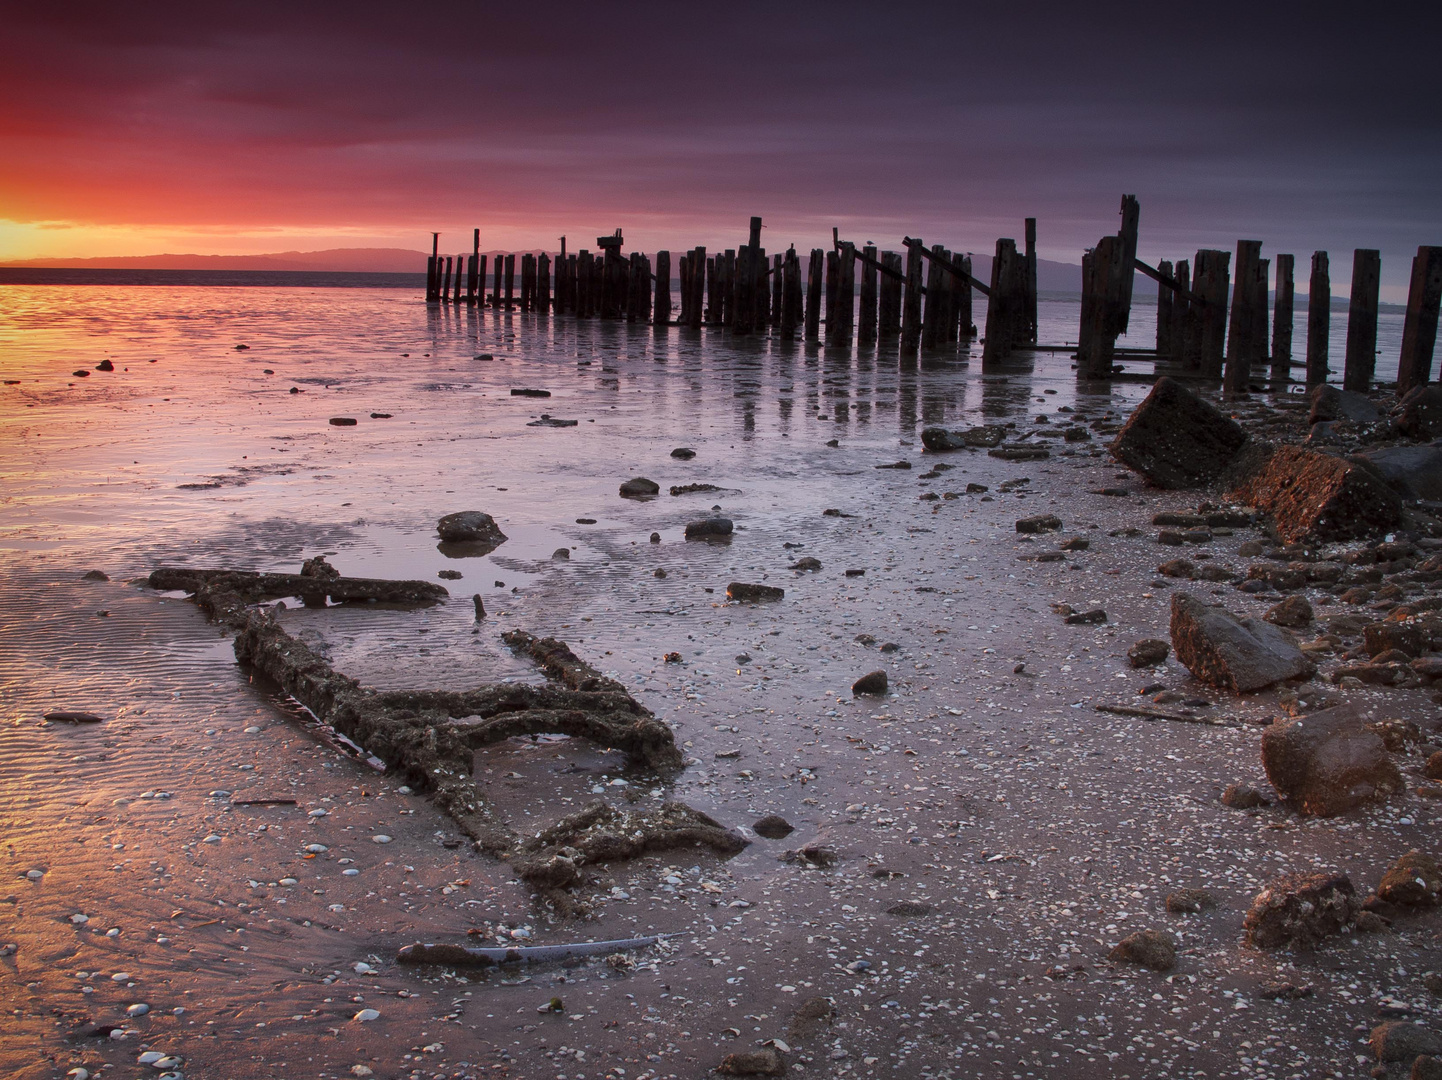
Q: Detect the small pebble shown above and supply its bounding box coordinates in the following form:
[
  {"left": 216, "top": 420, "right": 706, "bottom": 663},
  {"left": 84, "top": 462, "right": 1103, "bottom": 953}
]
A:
[
  {"left": 126, "top": 1003, "right": 149, "bottom": 1017},
  {"left": 352, "top": 1008, "right": 380, "bottom": 1022},
  {"left": 372, "top": 835, "right": 393, "bottom": 844},
  {"left": 308, "top": 809, "right": 328, "bottom": 818}
]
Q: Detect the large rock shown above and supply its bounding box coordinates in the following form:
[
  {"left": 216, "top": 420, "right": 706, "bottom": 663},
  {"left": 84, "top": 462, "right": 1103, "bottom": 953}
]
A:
[
  {"left": 1355, "top": 445, "right": 1442, "bottom": 502},
  {"left": 1308, "top": 384, "right": 1385, "bottom": 425},
  {"left": 1243, "top": 871, "right": 1359, "bottom": 949},
  {"left": 436, "top": 511, "right": 508, "bottom": 549},
  {"left": 1169, "top": 592, "right": 1313, "bottom": 692},
  {"left": 1260, "top": 703, "right": 1404, "bottom": 816},
  {"left": 1378, "top": 850, "right": 1442, "bottom": 906},
  {"left": 1397, "top": 384, "right": 1442, "bottom": 440},
  {"left": 1107, "top": 929, "right": 1176, "bottom": 971},
  {"left": 619, "top": 477, "right": 660, "bottom": 498},
  {"left": 921, "top": 425, "right": 1006, "bottom": 451},
  {"left": 1231, "top": 444, "right": 1404, "bottom": 543},
  {"left": 1371, "top": 1022, "right": 1442, "bottom": 1064},
  {"left": 1110, "top": 378, "right": 1248, "bottom": 489}
]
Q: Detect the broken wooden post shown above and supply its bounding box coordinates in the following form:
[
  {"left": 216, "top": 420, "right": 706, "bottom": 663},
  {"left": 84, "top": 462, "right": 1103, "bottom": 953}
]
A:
[
  {"left": 771, "top": 254, "right": 783, "bottom": 327},
  {"left": 901, "top": 242, "right": 924, "bottom": 352},
  {"left": 538, "top": 253, "right": 551, "bottom": 315},
  {"left": 1077, "top": 237, "right": 1121, "bottom": 377},
  {"left": 1224, "top": 240, "right": 1263, "bottom": 394},
  {"left": 441, "top": 257, "right": 453, "bottom": 304},
  {"left": 426, "top": 232, "right": 440, "bottom": 302},
  {"left": 805, "top": 249, "right": 823, "bottom": 341},
  {"left": 1343, "top": 248, "right": 1381, "bottom": 391},
  {"left": 780, "top": 248, "right": 801, "bottom": 337},
  {"left": 957, "top": 254, "right": 973, "bottom": 339},
  {"left": 857, "top": 244, "right": 879, "bottom": 346},
  {"left": 453, "top": 254, "right": 465, "bottom": 303},
  {"left": 984, "top": 238, "right": 1026, "bottom": 365},
  {"left": 1307, "top": 251, "right": 1329, "bottom": 387},
  {"left": 1168, "top": 259, "right": 1190, "bottom": 365},
  {"left": 1156, "top": 259, "right": 1175, "bottom": 361},
  {"left": 1272, "top": 254, "right": 1294, "bottom": 379},
  {"left": 688, "top": 246, "right": 705, "bottom": 330},
  {"left": 831, "top": 242, "right": 855, "bottom": 346},
  {"left": 1115, "top": 196, "right": 1140, "bottom": 339},
  {"left": 921, "top": 244, "right": 943, "bottom": 349},
  {"left": 654, "top": 250, "right": 671, "bottom": 326},
  {"left": 503, "top": 254, "right": 516, "bottom": 311},
  {"left": 467, "top": 229, "right": 480, "bottom": 304},
  {"left": 1398, "top": 245, "right": 1442, "bottom": 395},
  {"left": 1024, "top": 218, "right": 1038, "bottom": 342},
  {"left": 1194, "top": 249, "right": 1231, "bottom": 378}
]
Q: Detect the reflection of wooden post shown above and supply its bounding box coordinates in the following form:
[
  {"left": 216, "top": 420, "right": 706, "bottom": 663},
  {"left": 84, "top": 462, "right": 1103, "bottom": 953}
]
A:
[
  {"left": 654, "top": 251, "right": 671, "bottom": 326},
  {"left": 858, "top": 245, "right": 878, "bottom": 346},
  {"left": 1224, "top": 240, "right": 1263, "bottom": 393},
  {"left": 1343, "top": 249, "right": 1381, "bottom": 391},
  {"left": 805, "top": 249, "right": 823, "bottom": 341},
  {"left": 1156, "top": 259, "right": 1174, "bottom": 361},
  {"left": 1306, "top": 251, "right": 1329, "bottom": 386},
  {"left": 1024, "top": 217, "right": 1038, "bottom": 342},
  {"left": 1398, "top": 246, "right": 1442, "bottom": 395},
  {"left": 901, "top": 242, "right": 924, "bottom": 352},
  {"left": 1271, "top": 254, "right": 1294, "bottom": 378}
]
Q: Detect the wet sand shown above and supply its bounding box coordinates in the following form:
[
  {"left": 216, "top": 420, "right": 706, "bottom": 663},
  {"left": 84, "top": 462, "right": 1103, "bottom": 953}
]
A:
[{"left": 1, "top": 285, "right": 1437, "bottom": 1080}]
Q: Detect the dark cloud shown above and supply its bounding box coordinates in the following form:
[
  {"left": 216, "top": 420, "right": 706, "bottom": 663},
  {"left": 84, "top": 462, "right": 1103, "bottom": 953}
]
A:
[{"left": 2, "top": 0, "right": 1439, "bottom": 283}]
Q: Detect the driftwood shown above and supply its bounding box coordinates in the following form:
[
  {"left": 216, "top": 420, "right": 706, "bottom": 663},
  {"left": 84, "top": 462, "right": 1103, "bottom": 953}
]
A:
[
  {"left": 397, "top": 934, "right": 665, "bottom": 968},
  {"left": 147, "top": 559, "right": 738, "bottom": 912},
  {"left": 1094, "top": 703, "right": 1239, "bottom": 728}
]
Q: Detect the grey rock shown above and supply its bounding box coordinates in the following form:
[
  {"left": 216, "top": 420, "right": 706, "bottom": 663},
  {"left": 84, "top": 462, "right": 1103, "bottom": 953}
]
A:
[
  {"left": 1264, "top": 595, "right": 1314, "bottom": 628},
  {"left": 685, "top": 518, "right": 733, "bottom": 540},
  {"left": 1107, "top": 929, "right": 1176, "bottom": 971},
  {"left": 726, "top": 582, "right": 783, "bottom": 602},
  {"left": 1308, "top": 384, "right": 1385, "bottom": 425},
  {"left": 1354, "top": 445, "right": 1442, "bottom": 502},
  {"left": 1397, "top": 384, "right": 1442, "bottom": 440},
  {"left": 852, "top": 670, "right": 888, "bottom": 695},
  {"left": 1127, "top": 639, "right": 1170, "bottom": 668},
  {"left": 1261, "top": 704, "right": 1403, "bottom": 816},
  {"left": 619, "top": 477, "right": 660, "bottom": 498},
  {"left": 1169, "top": 591, "right": 1313, "bottom": 692},
  {"left": 752, "top": 815, "right": 794, "bottom": 840},
  {"left": 1111, "top": 377, "right": 1248, "bottom": 489},
  {"left": 1371, "top": 1021, "right": 1442, "bottom": 1064},
  {"left": 436, "top": 511, "right": 508, "bottom": 547},
  {"left": 1379, "top": 851, "right": 1442, "bottom": 907}
]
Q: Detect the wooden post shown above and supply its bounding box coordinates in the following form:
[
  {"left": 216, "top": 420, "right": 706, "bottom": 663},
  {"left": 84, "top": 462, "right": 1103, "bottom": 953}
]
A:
[
  {"left": 901, "top": 242, "right": 924, "bottom": 352},
  {"left": 1116, "top": 196, "right": 1140, "bottom": 337},
  {"left": 734, "top": 247, "right": 754, "bottom": 334},
  {"left": 538, "top": 253, "right": 551, "bottom": 315},
  {"left": 1156, "top": 259, "right": 1174, "bottom": 361},
  {"left": 1077, "top": 239, "right": 1117, "bottom": 376},
  {"left": 957, "top": 254, "right": 973, "bottom": 339},
  {"left": 576, "top": 251, "right": 592, "bottom": 317},
  {"left": 678, "top": 253, "right": 690, "bottom": 325},
  {"left": 476, "top": 255, "right": 488, "bottom": 310},
  {"left": 805, "top": 249, "right": 824, "bottom": 341},
  {"left": 1398, "top": 246, "right": 1442, "bottom": 394},
  {"left": 772, "top": 254, "right": 783, "bottom": 327},
  {"left": 1224, "top": 240, "right": 1263, "bottom": 393},
  {"left": 859, "top": 244, "right": 878, "bottom": 346},
  {"left": 426, "top": 233, "right": 440, "bottom": 302},
  {"left": 491, "top": 254, "right": 503, "bottom": 309},
  {"left": 921, "top": 244, "right": 943, "bottom": 349},
  {"left": 1256, "top": 258, "right": 1270, "bottom": 370},
  {"left": 1194, "top": 249, "right": 1231, "bottom": 378},
  {"left": 1343, "top": 248, "right": 1381, "bottom": 391},
  {"left": 654, "top": 250, "right": 671, "bottom": 326},
  {"left": 985, "top": 238, "right": 1023, "bottom": 364},
  {"left": 754, "top": 247, "right": 768, "bottom": 328},
  {"left": 822, "top": 249, "right": 838, "bottom": 341},
  {"left": 1271, "top": 254, "right": 1294, "bottom": 378},
  {"left": 441, "top": 257, "right": 453, "bottom": 303},
  {"left": 688, "top": 247, "right": 705, "bottom": 330},
  {"left": 1024, "top": 217, "right": 1038, "bottom": 342},
  {"left": 467, "top": 230, "right": 480, "bottom": 304},
  {"left": 834, "top": 242, "right": 855, "bottom": 346},
  {"left": 1306, "top": 252, "right": 1329, "bottom": 386},
  {"left": 880, "top": 252, "right": 903, "bottom": 338},
  {"left": 455, "top": 254, "right": 465, "bottom": 303},
  {"left": 504, "top": 254, "right": 516, "bottom": 310},
  {"left": 781, "top": 248, "right": 800, "bottom": 338}
]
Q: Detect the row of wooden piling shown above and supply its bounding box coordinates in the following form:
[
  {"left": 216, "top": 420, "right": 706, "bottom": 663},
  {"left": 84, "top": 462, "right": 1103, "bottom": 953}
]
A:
[
  {"left": 1081, "top": 197, "right": 1442, "bottom": 393},
  {"left": 424, "top": 206, "right": 1440, "bottom": 392},
  {"left": 423, "top": 217, "right": 1041, "bottom": 356}
]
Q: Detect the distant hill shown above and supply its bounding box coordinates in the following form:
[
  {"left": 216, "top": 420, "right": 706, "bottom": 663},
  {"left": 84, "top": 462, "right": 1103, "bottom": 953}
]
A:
[{"left": 0, "top": 247, "right": 431, "bottom": 273}]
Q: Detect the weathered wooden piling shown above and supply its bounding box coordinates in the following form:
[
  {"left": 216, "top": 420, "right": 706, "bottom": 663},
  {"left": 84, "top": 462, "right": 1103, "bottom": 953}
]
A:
[
  {"left": 831, "top": 243, "right": 855, "bottom": 346},
  {"left": 921, "top": 245, "right": 944, "bottom": 349},
  {"left": 1169, "top": 259, "right": 1190, "bottom": 364},
  {"left": 1306, "top": 251, "right": 1330, "bottom": 387},
  {"left": 688, "top": 247, "right": 705, "bottom": 330},
  {"left": 577, "top": 251, "right": 594, "bottom": 317},
  {"left": 805, "top": 250, "right": 823, "bottom": 342},
  {"left": 781, "top": 248, "right": 802, "bottom": 338},
  {"left": 1343, "top": 248, "right": 1381, "bottom": 391},
  {"left": 956, "top": 254, "right": 973, "bottom": 339},
  {"left": 654, "top": 251, "right": 671, "bottom": 326},
  {"left": 1398, "top": 245, "right": 1442, "bottom": 394},
  {"left": 538, "top": 253, "right": 551, "bottom": 315},
  {"left": 985, "top": 239, "right": 1030, "bottom": 365},
  {"left": 901, "top": 243, "right": 924, "bottom": 352},
  {"left": 441, "top": 257, "right": 453, "bottom": 303},
  {"left": 504, "top": 254, "right": 516, "bottom": 310},
  {"left": 823, "top": 250, "right": 839, "bottom": 340},
  {"left": 1272, "top": 254, "right": 1294, "bottom": 378},
  {"left": 858, "top": 245, "right": 878, "bottom": 346},
  {"left": 1224, "top": 240, "right": 1264, "bottom": 393},
  {"left": 706, "top": 255, "right": 721, "bottom": 325},
  {"left": 1077, "top": 237, "right": 1122, "bottom": 376},
  {"left": 466, "top": 230, "right": 480, "bottom": 304},
  {"left": 426, "top": 233, "right": 440, "bottom": 302},
  {"left": 771, "top": 254, "right": 783, "bottom": 328},
  {"left": 1156, "top": 259, "right": 1175, "bottom": 361},
  {"left": 1194, "top": 249, "right": 1231, "bottom": 378},
  {"left": 1024, "top": 218, "right": 1038, "bottom": 343}
]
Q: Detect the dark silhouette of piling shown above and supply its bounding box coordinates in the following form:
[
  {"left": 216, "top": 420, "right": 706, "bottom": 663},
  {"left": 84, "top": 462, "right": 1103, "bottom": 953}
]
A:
[
  {"left": 688, "top": 247, "right": 705, "bottom": 330},
  {"left": 1306, "top": 252, "right": 1330, "bottom": 387},
  {"left": 504, "top": 254, "right": 516, "bottom": 310},
  {"left": 1194, "top": 249, "right": 1231, "bottom": 378},
  {"left": 1272, "top": 254, "right": 1294, "bottom": 378},
  {"left": 1343, "top": 248, "right": 1380, "bottom": 391},
  {"left": 1024, "top": 217, "right": 1038, "bottom": 342},
  {"left": 1224, "top": 240, "right": 1264, "bottom": 393},
  {"left": 1398, "top": 245, "right": 1442, "bottom": 394},
  {"left": 805, "top": 249, "right": 823, "bottom": 341},
  {"left": 1156, "top": 259, "right": 1175, "bottom": 361},
  {"left": 859, "top": 245, "right": 878, "bottom": 345},
  {"left": 902, "top": 243, "right": 924, "bottom": 352},
  {"left": 654, "top": 250, "right": 671, "bottom": 326}
]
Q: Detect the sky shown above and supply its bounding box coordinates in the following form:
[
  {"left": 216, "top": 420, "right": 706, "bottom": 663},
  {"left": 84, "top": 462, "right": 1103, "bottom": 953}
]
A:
[{"left": 2, "top": 1, "right": 1440, "bottom": 296}]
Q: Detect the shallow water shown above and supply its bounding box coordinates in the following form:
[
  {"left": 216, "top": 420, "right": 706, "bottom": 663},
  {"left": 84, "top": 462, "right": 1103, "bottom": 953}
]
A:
[{"left": 0, "top": 284, "right": 1435, "bottom": 1080}]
